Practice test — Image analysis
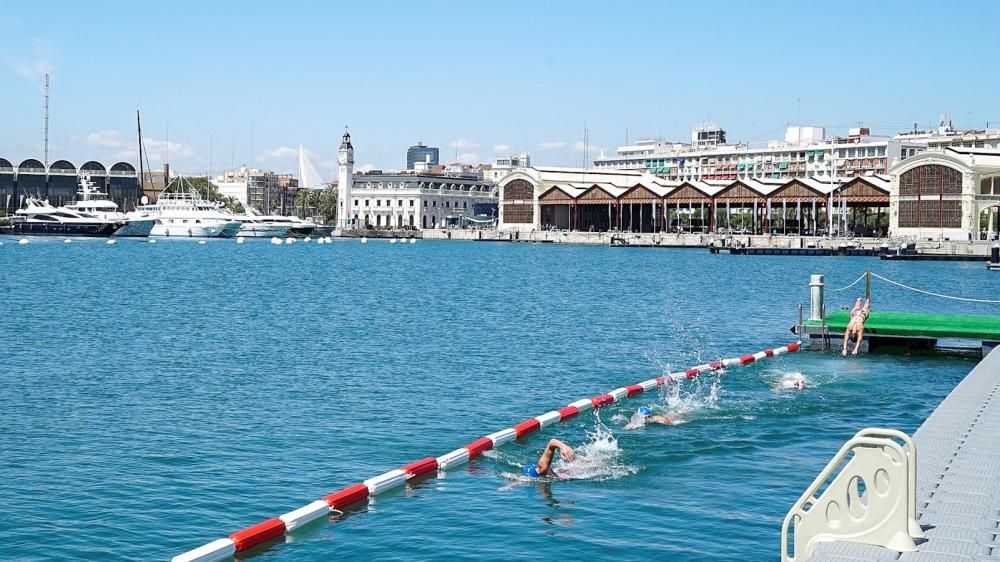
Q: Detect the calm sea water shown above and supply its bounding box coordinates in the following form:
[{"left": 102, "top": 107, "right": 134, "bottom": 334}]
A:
[{"left": 1, "top": 237, "right": 995, "bottom": 561}]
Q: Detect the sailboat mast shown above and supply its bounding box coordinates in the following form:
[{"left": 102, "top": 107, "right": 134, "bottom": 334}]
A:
[{"left": 137, "top": 110, "right": 143, "bottom": 208}]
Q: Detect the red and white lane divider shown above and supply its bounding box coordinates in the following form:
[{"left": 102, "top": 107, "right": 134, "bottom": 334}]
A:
[{"left": 173, "top": 341, "right": 800, "bottom": 562}]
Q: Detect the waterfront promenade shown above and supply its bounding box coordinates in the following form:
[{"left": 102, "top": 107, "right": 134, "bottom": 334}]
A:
[
  {"left": 417, "top": 229, "right": 996, "bottom": 256},
  {"left": 811, "top": 346, "right": 1000, "bottom": 561}
]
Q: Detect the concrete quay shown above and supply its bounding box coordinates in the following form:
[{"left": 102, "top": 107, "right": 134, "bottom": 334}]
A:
[{"left": 416, "top": 229, "right": 995, "bottom": 257}]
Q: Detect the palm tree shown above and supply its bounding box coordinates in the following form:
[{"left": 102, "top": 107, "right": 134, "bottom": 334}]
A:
[{"left": 294, "top": 188, "right": 313, "bottom": 218}]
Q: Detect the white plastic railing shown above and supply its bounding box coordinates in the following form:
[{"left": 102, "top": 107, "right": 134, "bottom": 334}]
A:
[
  {"left": 852, "top": 428, "right": 923, "bottom": 540},
  {"left": 781, "top": 428, "right": 920, "bottom": 561}
]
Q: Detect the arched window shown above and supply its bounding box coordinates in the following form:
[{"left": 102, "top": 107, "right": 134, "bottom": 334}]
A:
[
  {"left": 898, "top": 164, "right": 963, "bottom": 228},
  {"left": 503, "top": 179, "right": 533, "bottom": 201},
  {"left": 502, "top": 179, "right": 535, "bottom": 224}
]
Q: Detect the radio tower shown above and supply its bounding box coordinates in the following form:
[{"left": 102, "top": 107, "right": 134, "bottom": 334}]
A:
[{"left": 43, "top": 73, "right": 50, "bottom": 167}]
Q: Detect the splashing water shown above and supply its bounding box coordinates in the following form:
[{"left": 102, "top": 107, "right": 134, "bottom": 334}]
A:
[
  {"left": 662, "top": 374, "right": 722, "bottom": 415},
  {"left": 774, "top": 371, "right": 807, "bottom": 390},
  {"left": 551, "top": 413, "right": 638, "bottom": 481},
  {"left": 614, "top": 372, "right": 726, "bottom": 431},
  {"left": 497, "top": 413, "right": 638, "bottom": 485}
]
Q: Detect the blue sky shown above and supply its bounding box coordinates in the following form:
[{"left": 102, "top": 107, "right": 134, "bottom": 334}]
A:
[{"left": 2, "top": 1, "right": 998, "bottom": 180}]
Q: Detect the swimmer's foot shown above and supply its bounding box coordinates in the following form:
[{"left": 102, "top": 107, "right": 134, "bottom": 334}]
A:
[
  {"left": 841, "top": 348, "right": 847, "bottom": 356},
  {"left": 851, "top": 349, "right": 859, "bottom": 356}
]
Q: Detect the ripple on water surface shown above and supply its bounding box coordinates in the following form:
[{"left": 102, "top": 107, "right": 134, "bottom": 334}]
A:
[{"left": 0, "top": 238, "right": 988, "bottom": 560}]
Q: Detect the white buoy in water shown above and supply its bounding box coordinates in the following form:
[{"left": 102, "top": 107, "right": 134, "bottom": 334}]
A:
[
  {"left": 106, "top": 239, "right": 117, "bottom": 245},
  {"left": 304, "top": 236, "right": 312, "bottom": 243},
  {"left": 64, "top": 239, "right": 72, "bottom": 243},
  {"left": 236, "top": 237, "right": 245, "bottom": 244},
  {"left": 409, "top": 238, "right": 416, "bottom": 244},
  {"left": 271, "top": 237, "right": 282, "bottom": 244},
  {"left": 389, "top": 238, "right": 397, "bottom": 244},
  {"left": 361, "top": 237, "right": 368, "bottom": 244},
  {"left": 285, "top": 237, "right": 296, "bottom": 244},
  {"left": 148, "top": 239, "right": 157, "bottom": 244},
  {"left": 198, "top": 240, "right": 207, "bottom": 245},
  {"left": 19, "top": 238, "right": 29, "bottom": 245}
]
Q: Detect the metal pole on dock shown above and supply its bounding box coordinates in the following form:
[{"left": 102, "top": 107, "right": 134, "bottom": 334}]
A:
[
  {"left": 809, "top": 274, "right": 825, "bottom": 322},
  {"left": 865, "top": 270, "right": 871, "bottom": 301}
]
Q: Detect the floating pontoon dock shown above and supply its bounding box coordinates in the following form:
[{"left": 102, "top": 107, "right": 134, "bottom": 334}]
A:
[
  {"left": 799, "top": 310, "right": 1000, "bottom": 350},
  {"left": 807, "top": 346, "right": 1000, "bottom": 561},
  {"left": 794, "top": 272, "right": 1000, "bottom": 354}
]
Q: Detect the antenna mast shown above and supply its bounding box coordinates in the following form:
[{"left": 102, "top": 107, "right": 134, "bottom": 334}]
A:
[{"left": 43, "top": 73, "right": 50, "bottom": 167}]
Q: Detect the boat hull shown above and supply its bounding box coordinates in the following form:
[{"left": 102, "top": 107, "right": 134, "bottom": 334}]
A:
[
  {"left": 113, "top": 219, "right": 156, "bottom": 237},
  {"left": 287, "top": 225, "right": 317, "bottom": 237},
  {"left": 151, "top": 221, "right": 242, "bottom": 238},
  {"left": 236, "top": 224, "right": 291, "bottom": 238},
  {"left": 10, "top": 222, "right": 121, "bottom": 237}
]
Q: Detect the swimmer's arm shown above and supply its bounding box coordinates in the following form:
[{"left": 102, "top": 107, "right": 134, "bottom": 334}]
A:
[
  {"left": 553, "top": 439, "right": 576, "bottom": 461},
  {"left": 536, "top": 439, "right": 561, "bottom": 474}
]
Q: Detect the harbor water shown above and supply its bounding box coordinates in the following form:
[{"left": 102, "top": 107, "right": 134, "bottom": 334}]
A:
[{"left": 1, "top": 237, "right": 995, "bottom": 561}]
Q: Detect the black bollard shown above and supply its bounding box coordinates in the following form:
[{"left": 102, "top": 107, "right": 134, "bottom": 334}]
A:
[{"left": 992, "top": 243, "right": 1000, "bottom": 264}]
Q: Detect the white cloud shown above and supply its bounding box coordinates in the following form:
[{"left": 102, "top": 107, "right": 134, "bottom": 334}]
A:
[
  {"left": 259, "top": 146, "right": 298, "bottom": 160},
  {"left": 457, "top": 153, "right": 481, "bottom": 165},
  {"left": 115, "top": 138, "right": 196, "bottom": 163},
  {"left": 493, "top": 144, "right": 512, "bottom": 153},
  {"left": 86, "top": 130, "right": 126, "bottom": 149},
  {"left": 539, "top": 142, "right": 566, "bottom": 150},
  {"left": 358, "top": 163, "right": 376, "bottom": 173},
  {"left": 319, "top": 159, "right": 338, "bottom": 171},
  {"left": 449, "top": 139, "right": 481, "bottom": 149},
  {"left": 4, "top": 38, "right": 53, "bottom": 88},
  {"left": 572, "top": 141, "right": 602, "bottom": 154}
]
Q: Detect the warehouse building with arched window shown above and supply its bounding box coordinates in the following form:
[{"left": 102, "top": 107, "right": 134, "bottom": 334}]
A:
[{"left": 888, "top": 148, "right": 1000, "bottom": 241}]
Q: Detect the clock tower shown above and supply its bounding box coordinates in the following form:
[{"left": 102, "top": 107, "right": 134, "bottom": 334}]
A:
[{"left": 337, "top": 127, "right": 354, "bottom": 230}]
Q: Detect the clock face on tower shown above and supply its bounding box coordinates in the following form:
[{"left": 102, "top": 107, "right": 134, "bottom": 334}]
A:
[{"left": 338, "top": 151, "right": 348, "bottom": 165}]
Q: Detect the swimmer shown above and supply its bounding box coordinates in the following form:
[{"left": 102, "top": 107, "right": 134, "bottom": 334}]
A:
[
  {"left": 774, "top": 373, "right": 807, "bottom": 390},
  {"left": 624, "top": 406, "right": 678, "bottom": 430},
  {"left": 842, "top": 297, "right": 870, "bottom": 356},
  {"left": 523, "top": 438, "right": 576, "bottom": 478}
]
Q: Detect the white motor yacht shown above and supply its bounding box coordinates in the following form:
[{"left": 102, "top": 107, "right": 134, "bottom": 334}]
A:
[
  {"left": 63, "top": 176, "right": 156, "bottom": 237},
  {"left": 228, "top": 209, "right": 291, "bottom": 238},
  {"left": 125, "top": 177, "right": 241, "bottom": 238},
  {"left": 244, "top": 208, "right": 319, "bottom": 237}
]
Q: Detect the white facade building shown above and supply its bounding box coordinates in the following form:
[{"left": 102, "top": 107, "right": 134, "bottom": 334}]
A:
[
  {"left": 491, "top": 153, "right": 531, "bottom": 183},
  {"left": 346, "top": 172, "right": 496, "bottom": 230},
  {"left": 594, "top": 124, "right": 901, "bottom": 182},
  {"left": 212, "top": 167, "right": 279, "bottom": 212}
]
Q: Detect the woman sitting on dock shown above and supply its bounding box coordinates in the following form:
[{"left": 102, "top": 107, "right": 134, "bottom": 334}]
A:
[{"left": 842, "top": 297, "right": 870, "bottom": 356}]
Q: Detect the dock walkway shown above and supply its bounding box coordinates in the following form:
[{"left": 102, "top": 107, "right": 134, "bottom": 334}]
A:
[{"left": 810, "top": 347, "right": 1000, "bottom": 561}]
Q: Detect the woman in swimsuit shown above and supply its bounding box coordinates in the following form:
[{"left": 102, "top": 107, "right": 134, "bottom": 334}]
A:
[{"left": 842, "top": 297, "right": 870, "bottom": 356}]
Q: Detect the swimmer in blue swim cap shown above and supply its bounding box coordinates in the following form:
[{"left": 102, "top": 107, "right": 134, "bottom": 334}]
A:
[
  {"left": 523, "top": 438, "right": 576, "bottom": 478},
  {"left": 625, "top": 406, "right": 679, "bottom": 429}
]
